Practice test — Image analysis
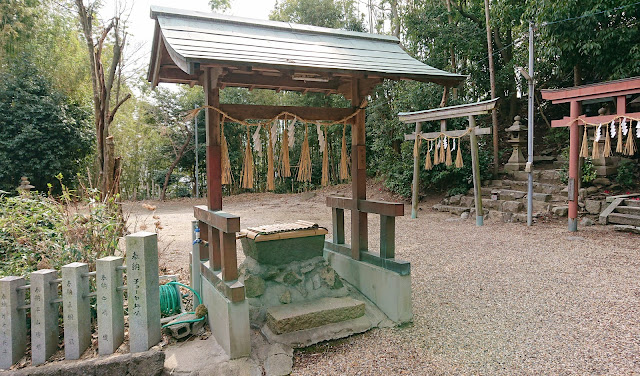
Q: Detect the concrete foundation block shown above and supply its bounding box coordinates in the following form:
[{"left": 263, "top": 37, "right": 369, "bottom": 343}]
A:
[
  {"left": 126, "top": 232, "right": 161, "bottom": 353},
  {"left": 97, "top": 256, "right": 125, "bottom": 355},
  {"left": 201, "top": 277, "right": 251, "bottom": 359},
  {"left": 62, "top": 262, "right": 91, "bottom": 360},
  {"left": 0, "top": 276, "right": 27, "bottom": 370},
  {"left": 323, "top": 249, "right": 412, "bottom": 324},
  {"left": 30, "top": 269, "right": 59, "bottom": 366}
]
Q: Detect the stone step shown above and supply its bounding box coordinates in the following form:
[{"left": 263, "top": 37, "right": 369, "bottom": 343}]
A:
[
  {"left": 501, "top": 180, "right": 564, "bottom": 194},
  {"left": 433, "top": 204, "right": 471, "bottom": 215},
  {"left": 624, "top": 199, "right": 640, "bottom": 208},
  {"left": 506, "top": 169, "right": 562, "bottom": 183},
  {"left": 266, "top": 297, "right": 365, "bottom": 335},
  {"left": 613, "top": 225, "right": 640, "bottom": 235},
  {"left": 615, "top": 206, "right": 640, "bottom": 215},
  {"left": 608, "top": 213, "right": 640, "bottom": 227},
  {"left": 490, "top": 189, "right": 552, "bottom": 203}
]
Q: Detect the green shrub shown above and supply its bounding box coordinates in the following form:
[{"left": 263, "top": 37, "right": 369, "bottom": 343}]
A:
[
  {"left": 616, "top": 160, "right": 638, "bottom": 188},
  {"left": 581, "top": 158, "right": 597, "bottom": 184},
  {"left": 0, "top": 182, "right": 125, "bottom": 277}
]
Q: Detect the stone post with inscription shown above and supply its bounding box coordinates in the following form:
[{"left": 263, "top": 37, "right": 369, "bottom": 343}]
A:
[
  {"left": 96, "top": 256, "right": 125, "bottom": 355},
  {"left": 126, "top": 232, "right": 161, "bottom": 353},
  {"left": 62, "top": 262, "right": 91, "bottom": 360},
  {"left": 0, "top": 276, "right": 27, "bottom": 369},
  {"left": 30, "top": 269, "right": 59, "bottom": 366}
]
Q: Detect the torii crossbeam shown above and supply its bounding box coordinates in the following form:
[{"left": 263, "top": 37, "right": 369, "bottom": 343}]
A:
[{"left": 400, "top": 98, "right": 497, "bottom": 225}]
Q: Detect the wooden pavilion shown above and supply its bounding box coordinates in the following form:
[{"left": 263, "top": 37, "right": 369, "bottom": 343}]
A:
[{"left": 147, "top": 6, "right": 464, "bottom": 358}]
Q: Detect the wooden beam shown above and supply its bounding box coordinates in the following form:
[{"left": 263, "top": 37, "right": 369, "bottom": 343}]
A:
[
  {"left": 404, "top": 127, "right": 491, "bottom": 140},
  {"left": 326, "top": 196, "right": 404, "bottom": 217},
  {"left": 218, "top": 104, "right": 357, "bottom": 122},
  {"left": 468, "top": 117, "right": 484, "bottom": 226},
  {"left": 324, "top": 242, "right": 411, "bottom": 276},
  {"left": 220, "top": 72, "right": 340, "bottom": 92},
  {"left": 204, "top": 68, "right": 223, "bottom": 211},
  {"left": 550, "top": 112, "right": 640, "bottom": 128},
  {"left": 411, "top": 121, "right": 421, "bottom": 219},
  {"left": 194, "top": 206, "right": 240, "bottom": 233},
  {"left": 351, "top": 78, "right": 367, "bottom": 260},
  {"left": 540, "top": 77, "right": 640, "bottom": 103},
  {"left": 398, "top": 98, "right": 499, "bottom": 123}
]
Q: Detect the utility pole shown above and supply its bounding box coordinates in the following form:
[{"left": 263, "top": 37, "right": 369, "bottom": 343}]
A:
[
  {"left": 369, "top": 0, "right": 374, "bottom": 33},
  {"left": 194, "top": 104, "right": 199, "bottom": 198},
  {"left": 526, "top": 22, "right": 535, "bottom": 226},
  {"left": 483, "top": 0, "right": 499, "bottom": 174}
]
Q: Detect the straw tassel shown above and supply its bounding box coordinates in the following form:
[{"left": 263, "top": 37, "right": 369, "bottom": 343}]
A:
[
  {"left": 280, "top": 117, "right": 291, "bottom": 177},
  {"left": 241, "top": 127, "right": 254, "bottom": 189},
  {"left": 424, "top": 141, "right": 433, "bottom": 170},
  {"left": 580, "top": 126, "right": 589, "bottom": 158},
  {"left": 616, "top": 124, "right": 624, "bottom": 153},
  {"left": 267, "top": 121, "right": 275, "bottom": 190},
  {"left": 339, "top": 124, "right": 349, "bottom": 180},
  {"left": 297, "top": 124, "right": 312, "bottom": 182},
  {"left": 445, "top": 139, "right": 452, "bottom": 166},
  {"left": 439, "top": 136, "right": 446, "bottom": 164},
  {"left": 413, "top": 135, "right": 420, "bottom": 158},
  {"left": 603, "top": 124, "right": 612, "bottom": 157},
  {"left": 455, "top": 140, "right": 464, "bottom": 168},
  {"left": 220, "top": 121, "right": 232, "bottom": 185},
  {"left": 321, "top": 126, "right": 329, "bottom": 186},
  {"left": 591, "top": 127, "right": 600, "bottom": 159},
  {"left": 624, "top": 122, "right": 636, "bottom": 156},
  {"left": 433, "top": 140, "right": 440, "bottom": 165}
]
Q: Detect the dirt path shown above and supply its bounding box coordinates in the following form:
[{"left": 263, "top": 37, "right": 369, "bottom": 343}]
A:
[{"left": 125, "top": 186, "right": 640, "bottom": 375}]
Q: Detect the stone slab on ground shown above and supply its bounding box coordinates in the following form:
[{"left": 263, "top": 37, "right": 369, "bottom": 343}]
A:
[
  {"left": 613, "top": 225, "right": 640, "bottom": 234},
  {"left": 12, "top": 350, "right": 164, "bottom": 376},
  {"left": 432, "top": 205, "right": 470, "bottom": 215},
  {"left": 266, "top": 297, "right": 365, "bottom": 335}
]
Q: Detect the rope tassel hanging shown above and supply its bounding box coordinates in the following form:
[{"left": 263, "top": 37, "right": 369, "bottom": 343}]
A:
[
  {"left": 424, "top": 141, "right": 433, "bottom": 170},
  {"left": 220, "top": 117, "right": 232, "bottom": 185},
  {"left": 455, "top": 138, "right": 464, "bottom": 168},
  {"left": 433, "top": 140, "right": 441, "bottom": 165},
  {"left": 603, "top": 122, "right": 612, "bottom": 157},
  {"left": 280, "top": 116, "right": 291, "bottom": 178},
  {"left": 241, "top": 126, "right": 254, "bottom": 189},
  {"left": 321, "top": 125, "right": 329, "bottom": 186},
  {"left": 591, "top": 124, "right": 601, "bottom": 159},
  {"left": 445, "top": 136, "right": 452, "bottom": 166},
  {"left": 580, "top": 126, "right": 589, "bottom": 158},
  {"left": 297, "top": 124, "right": 312, "bottom": 182},
  {"left": 267, "top": 120, "right": 276, "bottom": 190},
  {"left": 616, "top": 122, "right": 624, "bottom": 153},
  {"left": 339, "top": 123, "right": 349, "bottom": 180},
  {"left": 625, "top": 120, "right": 636, "bottom": 156},
  {"left": 439, "top": 136, "right": 446, "bottom": 164}
]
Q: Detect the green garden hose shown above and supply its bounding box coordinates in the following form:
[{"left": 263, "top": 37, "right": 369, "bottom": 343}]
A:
[{"left": 159, "top": 281, "right": 206, "bottom": 328}]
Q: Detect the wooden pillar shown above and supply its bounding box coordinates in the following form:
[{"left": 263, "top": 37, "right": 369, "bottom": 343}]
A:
[
  {"left": 203, "top": 68, "right": 223, "bottom": 270},
  {"left": 468, "top": 116, "right": 484, "bottom": 226},
  {"left": 350, "top": 79, "right": 367, "bottom": 260},
  {"left": 220, "top": 231, "right": 238, "bottom": 282},
  {"left": 568, "top": 100, "right": 581, "bottom": 232},
  {"left": 411, "top": 122, "right": 421, "bottom": 219}
]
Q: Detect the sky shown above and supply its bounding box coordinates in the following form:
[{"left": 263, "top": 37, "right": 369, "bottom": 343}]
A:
[{"left": 99, "top": 0, "right": 277, "bottom": 77}]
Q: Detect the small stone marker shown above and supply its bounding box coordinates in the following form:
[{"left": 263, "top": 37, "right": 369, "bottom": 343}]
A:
[
  {"left": 126, "top": 232, "right": 161, "bottom": 353},
  {"left": 62, "top": 262, "right": 91, "bottom": 360},
  {"left": 0, "top": 276, "right": 27, "bottom": 369},
  {"left": 30, "top": 269, "right": 59, "bottom": 366},
  {"left": 97, "top": 256, "right": 125, "bottom": 355}
]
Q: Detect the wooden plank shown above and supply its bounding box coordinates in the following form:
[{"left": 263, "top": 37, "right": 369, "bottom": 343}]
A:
[
  {"left": 194, "top": 205, "right": 240, "bottom": 233},
  {"left": 219, "top": 104, "right": 357, "bottom": 122},
  {"left": 351, "top": 78, "right": 367, "bottom": 260},
  {"left": 220, "top": 231, "right": 238, "bottom": 282},
  {"left": 599, "top": 198, "right": 623, "bottom": 225},
  {"left": 204, "top": 68, "right": 223, "bottom": 211},
  {"left": 332, "top": 208, "right": 345, "bottom": 244},
  {"left": 253, "top": 228, "right": 328, "bottom": 242},
  {"left": 398, "top": 98, "right": 498, "bottom": 123},
  {"left": 540, "top": 77, "right": 640, "bottom": 103},
  {"left": 200, "top": 262, "right": 245, "bottom": 302},
  {"left": 606, "top": 194, "right": 640, "bottom": 203},
  {"left": 220, "top": 72, "right": 340, "bottom": 92},
  {"left": 198, "top": 221, "right": 209, "bottom": 261},
  {"left": 379, "top": 215, "right": 395, "bottom": 259},
  {"left": 468, "top": 117, "right": 484, "bottom": 225},
  {"left": 208, "top": 226, "right": 221, "bottom": 270},
  {"left": 326, "top": 196, "right": 404, "bottom": 217},
  {"left": 404, "top": 127, "right": 491, "bottom": 141}
]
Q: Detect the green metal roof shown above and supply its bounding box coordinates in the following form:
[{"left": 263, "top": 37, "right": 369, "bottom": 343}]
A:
[{"left": 148, "top": 6, "right": 465, "bottom": 85}]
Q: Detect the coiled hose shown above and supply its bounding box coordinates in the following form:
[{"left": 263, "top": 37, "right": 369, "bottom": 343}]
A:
[{"left": 159, "top": 281, "right": 206, "bottom": 328}]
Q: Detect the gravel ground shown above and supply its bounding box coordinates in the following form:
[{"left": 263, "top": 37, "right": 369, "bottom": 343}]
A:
[{"left": 126, "top": 185, "right": 640, "bottom": 375}]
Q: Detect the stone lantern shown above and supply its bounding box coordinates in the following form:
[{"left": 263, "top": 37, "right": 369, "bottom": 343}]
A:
[
  {"left": 17, "top": 176, "right": 35, "bottom": 194},
  {"left": 504, "top": 116, "right": 527, "bottom": 171},
  {"left": 591, "top": 107, "right": 619, "bottom": 177}
]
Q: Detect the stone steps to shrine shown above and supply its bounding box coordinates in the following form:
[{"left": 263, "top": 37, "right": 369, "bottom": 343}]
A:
[
  {"left": 265, "top": 297, "right": 366, "bottom": 335},
  {"left": 600, "top": 197, "right": 640, "bottom": 227}
]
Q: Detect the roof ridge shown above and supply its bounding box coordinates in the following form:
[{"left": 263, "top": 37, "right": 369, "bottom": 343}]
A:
[{"left": 150, "top": 5, "right": 399, "bottom": 44}]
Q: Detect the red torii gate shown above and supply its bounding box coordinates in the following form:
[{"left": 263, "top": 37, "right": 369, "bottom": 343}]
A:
[{"left": 541, "top": 77, "right": 640, "bottom": 232}]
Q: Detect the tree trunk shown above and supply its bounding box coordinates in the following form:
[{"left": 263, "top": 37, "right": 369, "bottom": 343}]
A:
[
  {"left": 483, "top": 0, "right": 499, "bottom": 173},
  {"left": 160, "top": 132, "right": 193, "bottom": 201}
]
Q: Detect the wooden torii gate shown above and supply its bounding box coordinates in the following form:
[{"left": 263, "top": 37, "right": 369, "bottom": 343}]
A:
[
  {"left": 400, "top": 98, "right": 497, "bottom": 225},
  {"left": 541, "top": 77, "right": 640, "bottom": 232}
]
